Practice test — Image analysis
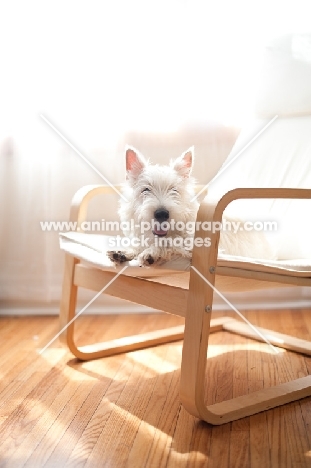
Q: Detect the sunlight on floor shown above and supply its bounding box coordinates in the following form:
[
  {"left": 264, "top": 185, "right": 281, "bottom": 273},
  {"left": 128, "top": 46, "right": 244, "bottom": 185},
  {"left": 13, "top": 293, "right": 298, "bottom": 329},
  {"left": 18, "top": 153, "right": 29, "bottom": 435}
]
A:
[
  {"left": 124, "top": 341, "right": 286, "bottom": 376},
  {"left": 128, "top": 346, "right": 182, "bottom": 374},
  {"left": 207, "top": 342, "right": 286, "bottom": 359},
  {"left": 36, "top": 348, "right": 67, "bottom": 364},
  {"left": 39, "top": 335, "right": 287, "bottom": 384},
  {"left": 106, "top": 398, "right": 207, "bottom": 464}
]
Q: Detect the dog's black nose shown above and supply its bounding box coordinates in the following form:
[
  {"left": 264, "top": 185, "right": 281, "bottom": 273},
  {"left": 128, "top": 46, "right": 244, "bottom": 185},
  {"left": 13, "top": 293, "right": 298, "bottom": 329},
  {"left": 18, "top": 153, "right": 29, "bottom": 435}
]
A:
[{"left": 154, "top": 208, "right": 169, "bottom": 222}]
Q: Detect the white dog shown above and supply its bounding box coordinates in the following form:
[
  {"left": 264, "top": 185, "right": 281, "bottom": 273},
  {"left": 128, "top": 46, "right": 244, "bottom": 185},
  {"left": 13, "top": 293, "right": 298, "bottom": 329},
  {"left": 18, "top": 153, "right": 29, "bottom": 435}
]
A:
[
  {"left": 107, "top": 146, "right": 276, "bottom": 267},
  {"left": 107, "top": 146, "right": 199, "bottom": 266}
]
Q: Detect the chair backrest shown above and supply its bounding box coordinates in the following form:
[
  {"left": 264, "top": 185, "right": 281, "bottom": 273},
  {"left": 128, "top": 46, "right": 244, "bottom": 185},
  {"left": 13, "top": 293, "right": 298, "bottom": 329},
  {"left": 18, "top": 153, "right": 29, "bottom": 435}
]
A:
[{"left": 208, "top": 34, "right": 311, "bottom": 260}]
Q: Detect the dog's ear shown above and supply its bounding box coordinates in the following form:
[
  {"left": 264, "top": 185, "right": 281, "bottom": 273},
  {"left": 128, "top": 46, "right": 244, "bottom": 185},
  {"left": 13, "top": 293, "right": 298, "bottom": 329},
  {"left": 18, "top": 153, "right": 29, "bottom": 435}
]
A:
[
  {"left": 173, "top": 147, "right": 194, "bottom": 178},
  {"left": 125, "top": 146, "right": 146, "bottom": 180}
]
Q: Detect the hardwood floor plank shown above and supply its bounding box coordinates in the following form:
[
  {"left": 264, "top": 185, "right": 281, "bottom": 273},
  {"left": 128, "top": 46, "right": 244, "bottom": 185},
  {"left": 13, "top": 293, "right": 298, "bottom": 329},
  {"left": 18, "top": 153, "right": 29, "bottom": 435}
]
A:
[
  {"left": 0, "top": 364, "right": 70, "bottom": 462},
  {"left": 109, "top": 347, "right": 172, "bottom": 467},
  {"left": 82, "top": 347, "right": 164, "bottom": 467},
  {"left": 45, "top": 381, "right": 111, "bottom": 467},
  {"left": 63, "top": 356, "right": 125, "bottom": 467},
  {"left": 122, "top": 345, "right": 178, "bottom": 467},
  {"left": 249, "top": 411, "right": 271, "bottom": 468},
  {"left": 24, "top": 377, "right": 95, "bottom": 467},
  {"left": 166, "top": 406, "right": 197, "bottom": 468},
  {"left": 229, "top": 430, "right": 250, "bottom": 468},
  {"left": 208, "top": 424, "right": 231, "bottom": 468},
  {"left": 186, "top": 421, "right": 213, "bottom": 468},
  {"left": 0, "top": 371, "right": 47, "bottom": 424},
  {"left": 284, "top": 402, "right": 311, "bottom": 468},
  {"left": 267, "top": 406, "right": 290, "bottom": 468},
  {"left": 145, "top": 367, "right": 182, "bottom": 467},
  {"left": 14, "top": 372, "right": 95, "bottom": 467}
]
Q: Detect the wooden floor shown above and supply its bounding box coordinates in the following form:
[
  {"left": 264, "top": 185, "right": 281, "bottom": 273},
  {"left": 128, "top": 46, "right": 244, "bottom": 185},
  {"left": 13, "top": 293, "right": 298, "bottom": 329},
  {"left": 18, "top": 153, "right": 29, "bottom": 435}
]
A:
[{"left": 0, "top": 309, "right": 311, "bottom": 467}]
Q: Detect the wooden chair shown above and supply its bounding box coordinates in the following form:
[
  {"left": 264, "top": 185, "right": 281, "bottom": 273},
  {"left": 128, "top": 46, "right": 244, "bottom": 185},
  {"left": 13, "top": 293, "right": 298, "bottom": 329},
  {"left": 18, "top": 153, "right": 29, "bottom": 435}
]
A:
[
  {"left": 59, "top": 34, "right": 311, "bottom": 424},
  {"left": 59, "top": 180, "right": 311, "bottom": 425}
]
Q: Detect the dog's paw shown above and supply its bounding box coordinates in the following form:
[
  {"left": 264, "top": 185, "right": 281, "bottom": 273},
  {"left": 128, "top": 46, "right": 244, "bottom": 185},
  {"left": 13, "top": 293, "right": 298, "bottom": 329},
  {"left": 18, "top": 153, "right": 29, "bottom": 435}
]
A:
[
  {"left": 137, "top": 250, "right": 163, "bottom": 267},
  {"left": 138, "top": 254, "right": 158, "bottom": 267},
  {"left": 137, "top": 245, "right": 192, "bottom": 267},
  {"left": 143, "top": 254, "right": 156, "bottom": 265},
  {"left": 107, "top": 250, "right": 130, "bottom": 265}
]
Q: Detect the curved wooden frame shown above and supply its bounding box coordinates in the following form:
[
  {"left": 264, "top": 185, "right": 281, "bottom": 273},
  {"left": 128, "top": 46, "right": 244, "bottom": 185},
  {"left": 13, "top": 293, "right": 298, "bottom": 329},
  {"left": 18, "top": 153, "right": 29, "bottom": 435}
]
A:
[
  {"left": 59, "top": 185, "right": 311, "bottom": 424},
  {"left": 180, "top": 188, "right": 311, "bottom": 424}
]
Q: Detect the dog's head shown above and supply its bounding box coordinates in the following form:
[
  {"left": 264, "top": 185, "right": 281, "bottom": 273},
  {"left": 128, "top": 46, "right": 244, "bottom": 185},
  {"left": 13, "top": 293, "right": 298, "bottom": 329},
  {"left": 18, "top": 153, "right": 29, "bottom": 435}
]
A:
[{"left": 119, "top": 146, "right": 199, "bottom": 241}]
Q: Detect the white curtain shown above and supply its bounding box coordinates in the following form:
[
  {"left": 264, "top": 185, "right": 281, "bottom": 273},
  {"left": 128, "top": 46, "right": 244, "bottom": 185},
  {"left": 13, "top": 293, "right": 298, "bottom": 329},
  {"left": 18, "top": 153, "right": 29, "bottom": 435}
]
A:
[{"left": 0, "top": 1, "right": 310, "bottom": 311}]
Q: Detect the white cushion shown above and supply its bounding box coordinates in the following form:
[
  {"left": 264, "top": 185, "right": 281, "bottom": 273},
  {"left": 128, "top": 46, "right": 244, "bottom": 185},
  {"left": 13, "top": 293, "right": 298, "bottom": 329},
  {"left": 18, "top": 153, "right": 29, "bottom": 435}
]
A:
[
  {"left": 59, "top": 232, "right": 191, "bottom": 276},
  {"left": 207, "top": 116, "right": 311, "bottom": 260},
  {"left": 59, "top": 232, "right": 311, "bottom": 277}
]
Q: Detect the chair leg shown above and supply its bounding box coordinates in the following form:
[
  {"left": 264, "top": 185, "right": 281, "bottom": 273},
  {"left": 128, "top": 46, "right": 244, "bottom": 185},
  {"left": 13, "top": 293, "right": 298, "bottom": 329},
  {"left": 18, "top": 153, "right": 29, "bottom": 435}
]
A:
[
  {"left": 59, "top": 254, "right": 79, "bottom": 349},
  {"left": 59, "top": 256, "right": 185, "bottom": 361},
  {"left": 179, "top": 265, "right": 216, "bottom": 421},
  {"left": 66, "top": 317, "right": 232, "bottom": 361},
  {"left": 180, "top": 269, "right": 311, "bottom": 425},
  {"left": 222, "top": 318, "right": 311, "bottom": 355}
]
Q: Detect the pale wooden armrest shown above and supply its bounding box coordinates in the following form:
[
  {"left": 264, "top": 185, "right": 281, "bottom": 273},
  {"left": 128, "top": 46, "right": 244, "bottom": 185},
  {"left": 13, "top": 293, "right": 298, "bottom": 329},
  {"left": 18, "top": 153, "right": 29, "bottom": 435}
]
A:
[
  {"left": 214, "top": 187, "right": 311, "bottom": 215},
  {"left": 69, "top": 184, "right": 123, "bottom": 227},
  {"left": 193, "top": 187, "right": 311, "bottom": 271}
]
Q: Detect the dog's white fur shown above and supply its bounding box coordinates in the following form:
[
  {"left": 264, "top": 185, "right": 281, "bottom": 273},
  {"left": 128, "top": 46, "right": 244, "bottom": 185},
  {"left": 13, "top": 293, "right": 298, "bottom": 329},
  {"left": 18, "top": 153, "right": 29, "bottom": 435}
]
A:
[
  {"left": 108, "top": 146, "right": 198, "bottom": 266},
  {"left": 107, "top": 146, "right": 276, "bottom": 266}
]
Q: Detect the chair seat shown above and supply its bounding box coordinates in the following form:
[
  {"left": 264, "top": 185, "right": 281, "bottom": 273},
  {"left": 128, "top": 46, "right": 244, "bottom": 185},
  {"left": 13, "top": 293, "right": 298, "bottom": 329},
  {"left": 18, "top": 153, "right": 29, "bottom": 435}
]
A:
[{"left": 59, "top": 231, "right": 311, "bottom": 279}]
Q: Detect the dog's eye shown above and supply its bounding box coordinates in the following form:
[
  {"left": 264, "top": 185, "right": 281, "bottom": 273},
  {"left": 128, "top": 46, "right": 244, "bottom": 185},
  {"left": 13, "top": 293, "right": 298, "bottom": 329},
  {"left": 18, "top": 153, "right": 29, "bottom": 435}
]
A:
[
  {"left": 171, "top": 188, "right": 179, "bottom": 194},
  {"left": 141, "top": 187, "right": 151, "bottom": 194}
]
